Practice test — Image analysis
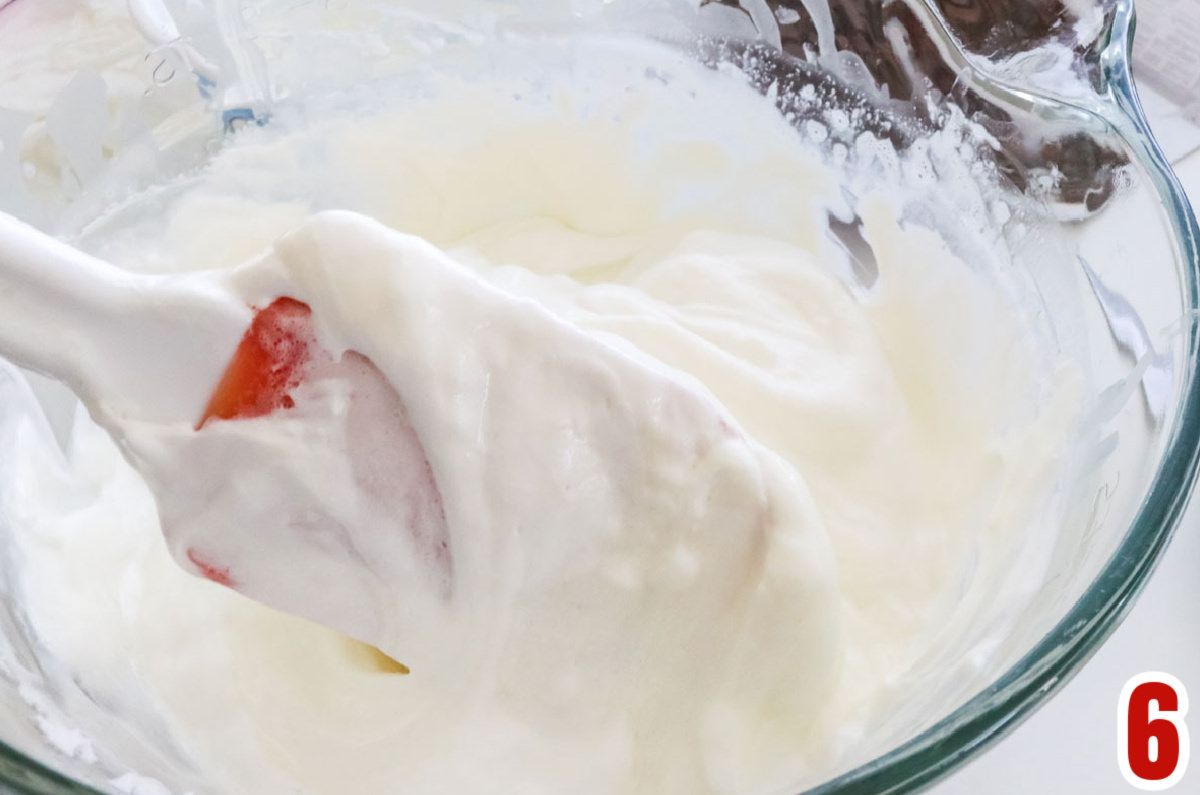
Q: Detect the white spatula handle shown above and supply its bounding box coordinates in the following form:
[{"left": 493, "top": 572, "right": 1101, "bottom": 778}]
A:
[{"left": 0, "top": 212, "right": 252, "bottom": 423}]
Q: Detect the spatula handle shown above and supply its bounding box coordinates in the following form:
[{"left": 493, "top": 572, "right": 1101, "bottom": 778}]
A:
[{"left": 0, "top": 211, "right": 252, "bottom": 424}]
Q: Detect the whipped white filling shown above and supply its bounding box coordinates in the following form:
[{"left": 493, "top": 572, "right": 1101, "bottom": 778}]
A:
[{"left": 0, "top": 7, "right": 1079, "bottom": 795}]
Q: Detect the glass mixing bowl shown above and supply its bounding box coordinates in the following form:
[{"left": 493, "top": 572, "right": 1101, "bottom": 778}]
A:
[{"left": 0, "top": 0, "right": 1196, "bottom": 793}]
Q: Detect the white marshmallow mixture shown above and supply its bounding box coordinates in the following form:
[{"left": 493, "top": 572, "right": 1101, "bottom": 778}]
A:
[{"left": 0, "top": 3, "right": 1079, "bottom": 795}]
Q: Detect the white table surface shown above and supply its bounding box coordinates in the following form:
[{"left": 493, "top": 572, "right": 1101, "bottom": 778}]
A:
[{"left": 927, "top": 129, "right": 1200, "bottom": 795}]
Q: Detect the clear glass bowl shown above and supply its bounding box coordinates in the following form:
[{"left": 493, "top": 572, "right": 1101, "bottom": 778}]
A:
[{"left": 0, "top": 0, "right": 1196, "bottom": 793}]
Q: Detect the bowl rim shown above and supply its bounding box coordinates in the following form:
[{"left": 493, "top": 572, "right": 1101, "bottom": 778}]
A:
[
  {"left": 806, "top": 0, "right": 1200, "bottom": 791},
  {"left": 0, "top": 1, "right": 1197, "bottom": 794}
]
